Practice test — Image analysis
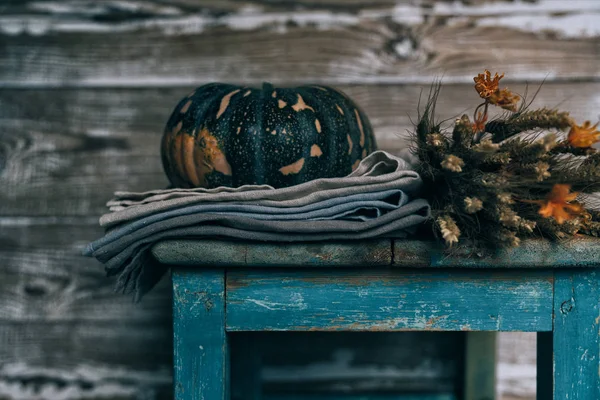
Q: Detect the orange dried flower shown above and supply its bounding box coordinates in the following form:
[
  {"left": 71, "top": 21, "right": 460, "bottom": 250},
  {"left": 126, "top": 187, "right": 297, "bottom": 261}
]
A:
[
  {"left": 535, "top": 184, "right": 585, "bottom": 224},
  {"left": 474, "top": 70, "right": 504, "bottom": 99},
  {"left": 473, "top": 111, "right": 488, "bottom": 132},
  {"left": 489, "top": 88, "right": 520, "bottom": 112},
  {"left": 567, "top": 121, "right": 600, "bottom": 148}
]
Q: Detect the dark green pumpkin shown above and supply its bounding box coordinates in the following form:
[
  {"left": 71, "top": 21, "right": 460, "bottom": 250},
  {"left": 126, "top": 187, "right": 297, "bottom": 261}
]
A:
[{"left": 161, "top": 82, "right": 377, "bottom": 188}]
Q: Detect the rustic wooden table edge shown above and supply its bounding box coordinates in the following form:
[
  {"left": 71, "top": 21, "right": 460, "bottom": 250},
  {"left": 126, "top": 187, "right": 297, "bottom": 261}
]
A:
[
  {"left": 152, "top": 237, "right": 600, "bottom": 268},
  {"left": 163, "top": 238, "right": 600, "bottom": 400}
]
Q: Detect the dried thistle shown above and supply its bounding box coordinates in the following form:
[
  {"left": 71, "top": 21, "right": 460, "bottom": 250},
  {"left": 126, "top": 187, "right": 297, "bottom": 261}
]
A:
[
  {"left": 441, "top": 155, "right": 465, "bottom": 172},
  {"left": 411, "top": 70, "right": 600, "bottom": 248},
  {"left": 498, "top": 206, "right": 521, "bottom": 228},
  {"left": 498, "top": 193, "right": 514, "bottom": 204},
  {"left": 519, "top": 219, "right": 537, "bottom": 233},
  {"left": 498, "top": 229, "right": 520, "bottom": 247},
  {"left": 426, "top": 133, "right": 446, "bottom": 148},
  {"left": 452, "top": 115, "right": 474, "bottom": 150},
  {"left": 437, "top": 215, "right": 460, "bottom": 246},
  {"left": 534, "top": 162, "right": 551, "bottom": 181},
  {"left": 472, "top": 138, "right": 500, "bottom": 153},
  {"left": 464, "top": 197, "right": 483, "bottom": 214}
]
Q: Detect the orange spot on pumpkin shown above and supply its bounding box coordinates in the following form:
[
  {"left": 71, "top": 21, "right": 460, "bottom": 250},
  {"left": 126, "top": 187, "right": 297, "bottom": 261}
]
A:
[
  {"left": 236, "top": 126, "right": 241, "bottom": 134},
  {"left": 336, "top": 105, "right": 344, "bottom": 115},
  {"left": 173, "top": 121, "right": 183, "bottom": 134},
  {"left": 315, "top": 119, "right": 322, "bottom": 133},
  {"left": 192, "top": 128, "right": 233, "bottom": 186},
  {"left": 180, "top": 100, "right": 192, "bottom": 114},
  {"left": 292, "top": 94, "right": 315, "bottom": 112},
  {"left": 362, "top": 149, "right": 367, "bottom": 158},
  {"left": 244, "top": 90, "right": 252, "bottom": 97},
  {"left": 172, "top": 134, "right": 187, "bottom": 179},
  {"left": 347, "top": 134, "right": 353, "bottom": 155},
  {"left": 216, "top": 89, "right": 241, "bottom": 119},
  {"left": 278, "top": 99, "right": 287, "bottom": 109},
  {"left": 279, "top": 158, "right": 305, "bottom": 175},
  {"left": 352, "top": 159, "right": 361, "bottom": 171},
  {"left": 310, "top": 144, "right": 323, "bottom": 157},
  {"left": 354, "top": 109, "right": 365, "bottom": 147},
  {"left": 182, "top": 134, "right": 200, "bottom": 186},
  {"left": 272, "top": 91, "right": 277, "bottom": 98}
]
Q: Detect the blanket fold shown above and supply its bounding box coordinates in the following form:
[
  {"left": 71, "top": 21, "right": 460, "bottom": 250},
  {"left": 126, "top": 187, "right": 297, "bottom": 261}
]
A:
[{"left": 85, "top": 151, "right": 431, "bottom": 300}]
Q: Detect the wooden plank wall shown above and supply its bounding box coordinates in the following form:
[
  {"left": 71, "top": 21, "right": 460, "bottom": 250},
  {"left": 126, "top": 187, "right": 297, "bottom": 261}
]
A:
[{"left": 0, "top": 0, "right": 598, "bottom": 398}]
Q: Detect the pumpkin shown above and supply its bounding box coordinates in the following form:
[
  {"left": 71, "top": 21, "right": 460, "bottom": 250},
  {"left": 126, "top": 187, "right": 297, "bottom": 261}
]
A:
[{"left": 161, "top": 82, "right": 377, "bottom": 188}]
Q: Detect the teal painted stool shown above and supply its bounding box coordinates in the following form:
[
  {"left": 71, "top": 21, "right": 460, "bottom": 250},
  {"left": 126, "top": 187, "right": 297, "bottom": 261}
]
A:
[{"left": 152, "top": 238, "right": 600, "bottom": 400}]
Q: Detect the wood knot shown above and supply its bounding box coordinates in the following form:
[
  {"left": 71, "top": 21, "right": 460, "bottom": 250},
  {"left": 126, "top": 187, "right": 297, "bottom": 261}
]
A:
[{"left": 560, "top": 298, "right": 574, "bottom": 314}]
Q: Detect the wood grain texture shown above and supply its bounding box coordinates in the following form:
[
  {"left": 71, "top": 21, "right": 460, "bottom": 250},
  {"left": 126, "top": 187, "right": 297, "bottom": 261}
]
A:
[
  {"left": 152, "top": 239, "right": 392, "bottom": 267},
  {"left": 152, "top": 237, "right": 600, "bottom": 269},
  {"left": 394, "top": 237, "right": 600, "bottom": 269},
  {"left": 226, "top": 269, "right": 554, "bottom": 332},
  {"left": 172, "top": 268, "right": 228, "bottom": 400},
  {"left": 1, "top": 82, "right": 598, "bottom": 217},
  {"left": 0, "top": 223, "right": 171, "bottom": 322},
  {"left": 0, "top": 1, "right": 598, "bottom": 87},
  {"left": 553, "top": 269, "right": 600, "bottom": 399}
]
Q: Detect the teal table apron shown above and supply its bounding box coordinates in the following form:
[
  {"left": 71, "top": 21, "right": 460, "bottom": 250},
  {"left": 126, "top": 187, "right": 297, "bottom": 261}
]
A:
[{"left": 151, "top": 238, "right": 600, "bottom": 400}]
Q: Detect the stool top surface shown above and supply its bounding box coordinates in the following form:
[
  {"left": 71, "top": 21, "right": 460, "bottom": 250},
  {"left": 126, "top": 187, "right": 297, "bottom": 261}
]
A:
[{"left": 151, "top": 237, "right": 600, "bottom": 269}]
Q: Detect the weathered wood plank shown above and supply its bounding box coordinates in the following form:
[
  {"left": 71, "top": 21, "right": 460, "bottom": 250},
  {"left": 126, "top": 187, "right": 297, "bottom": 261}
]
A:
[
  {"left": 0, "top": 320, "right": 172, "bottom": 369},
  {"left": 0, "top": 361, "right": 172, "bottom": 400},
  {"left": 152, "top": 240, "right": 391, "bottom": 267},
  {"left": 172, "top": 268, "right": 229, "bottom": 400},
  {"left": 152, "top": 237, "right": 600, "bottom": 269},
  {"left": 0, "top": 223, "right": 172, "bottom": 322},
  {"left": 1, "top": 82, "right": 598, "bottom": 217},
  {"left": 393, "top": 238, "right": 600, "bottom": 269},
  {"left": 553, "top": 269, "right": 600, "bottom": 399},
  {"left": 1, "top": 1, "right": 598, "bottom": 86},
  {"left": 226, "top": 269, "right": 554, "bottom": 331}
]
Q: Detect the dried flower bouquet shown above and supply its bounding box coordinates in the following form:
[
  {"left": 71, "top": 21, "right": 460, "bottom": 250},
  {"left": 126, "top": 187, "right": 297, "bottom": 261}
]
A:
[{"left": 412, "top": 70, "right": 600, "bottom": 248}]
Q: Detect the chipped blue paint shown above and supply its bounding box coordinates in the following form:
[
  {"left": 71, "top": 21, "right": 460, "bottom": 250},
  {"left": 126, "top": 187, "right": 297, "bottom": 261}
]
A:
[
  {"left": 226, "top": 270, "right": 553, "bottom": 332},
  {"left": 553, "top": 269, "right": 600, "bottom": 399},
  {"left": 172, "top": 268, "right": 229, "bottom": 400},
  {"left": 167, "top": 238, "right": 600, "bottom": 399}
]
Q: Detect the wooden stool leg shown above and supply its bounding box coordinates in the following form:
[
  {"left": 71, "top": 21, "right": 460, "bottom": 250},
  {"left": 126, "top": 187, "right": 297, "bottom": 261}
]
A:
[
  {"left": 172, "top": 268, "right": 229, "bottom": 400},
  {"left": 464, "top": 332, "right": 497, "bottom": 400},
  {"left": 553, "top": 269, "right": 600, "bottom": 399}
]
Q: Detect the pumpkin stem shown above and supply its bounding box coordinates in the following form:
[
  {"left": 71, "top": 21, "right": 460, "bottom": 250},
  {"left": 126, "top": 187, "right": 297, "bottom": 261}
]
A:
[{"left": 262, "top": 82, "right": 275, "bottom": 94}]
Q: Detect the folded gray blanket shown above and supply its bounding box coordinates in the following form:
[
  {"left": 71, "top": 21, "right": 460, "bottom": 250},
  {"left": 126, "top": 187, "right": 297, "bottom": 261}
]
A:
[{"left": 85, "top": 151, "right": 431, "bottom": 300}]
